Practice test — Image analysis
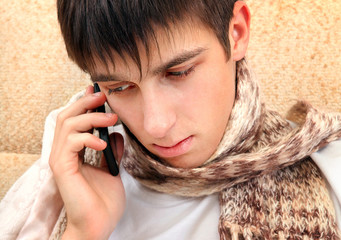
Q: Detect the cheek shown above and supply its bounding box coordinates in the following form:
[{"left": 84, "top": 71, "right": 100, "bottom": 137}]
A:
[
  {"left": 107, "top": 98, "right": 141, "bottom": 131},
  {"left": 191, "top": 68, "right": 235, "bottom": 113},
  {"left": 195, "top": 69, "right": 235, "bottom": 134}
]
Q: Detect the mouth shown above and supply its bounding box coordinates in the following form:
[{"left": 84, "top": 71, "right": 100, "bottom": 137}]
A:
[{"left": 152, "top": 136, "right": 193, "bottom": 159}]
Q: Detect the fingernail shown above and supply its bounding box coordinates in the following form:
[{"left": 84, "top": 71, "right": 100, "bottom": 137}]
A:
[
  {"left": 105, "top": 113, "right": 114, "bottom": 118},
  {"left": 93, "top": 92, "right": 101, "bottom": 97}
]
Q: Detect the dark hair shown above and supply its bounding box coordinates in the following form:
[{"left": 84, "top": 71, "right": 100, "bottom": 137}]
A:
[{"left": 57, "top": 0, "right": 237, "bottom": 74}]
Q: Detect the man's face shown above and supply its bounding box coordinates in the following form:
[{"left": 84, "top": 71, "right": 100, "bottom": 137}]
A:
[{"left": 94, "top": 22, "right": 236, "bottom": 168}]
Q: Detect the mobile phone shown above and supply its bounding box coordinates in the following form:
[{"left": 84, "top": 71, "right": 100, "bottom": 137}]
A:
[{"left": 93, "top": 83, "right": 119, "bottom": 176}]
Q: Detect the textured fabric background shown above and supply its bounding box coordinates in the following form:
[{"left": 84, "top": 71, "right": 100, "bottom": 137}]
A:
[
  {"left": 0, "top": 0, "right": 340, "bottom": 198},
  {"left": 248, "top": 1, "right": 341, "bottom": 116}
]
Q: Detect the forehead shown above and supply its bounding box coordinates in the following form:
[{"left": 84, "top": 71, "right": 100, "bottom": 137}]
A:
[{"left": 91, "top": 21, "right": 215, "bottom": 78}]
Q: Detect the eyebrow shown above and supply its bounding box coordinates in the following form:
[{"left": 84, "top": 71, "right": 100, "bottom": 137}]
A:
[
  {"left": 91, "top": 74, "right": 124, "bottom": 83},
  {"left": 91, "top": 47, "right": 207, "bottom": 82},
  {"left": 152, "top": 47, "right": 207, "bottom": 75}
]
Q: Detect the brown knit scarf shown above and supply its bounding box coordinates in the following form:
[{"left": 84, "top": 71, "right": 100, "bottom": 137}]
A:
[{"left": 122, "top": 59, "right": 341, "bottom": 239}]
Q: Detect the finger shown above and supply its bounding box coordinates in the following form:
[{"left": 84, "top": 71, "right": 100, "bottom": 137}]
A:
[
  {"left": 50, "top": 132, "right": 107, "bottom": 175},
  {"left": 85, "top": 85, "right": 94, "bottom": 95},
  {"left": 111, "top": 133, "right": 124, "bottom": 164},
  {"left": 100, "top": 153, "right": 110, "bottom": 172},
  {"left": 99, "top": 132, "right": 124, "bottom": 169},
  {"left": 57, "top": 91, "right": 107, "bottom": 124},
  {"left": 63, "top": 132, "right": 107, "bottom": 155},
  {"left": 85, "top": 85, "right": 95, "bottom": 113},
  {"left": 61, "top": 112, "right": 118, "bottom": 133}
]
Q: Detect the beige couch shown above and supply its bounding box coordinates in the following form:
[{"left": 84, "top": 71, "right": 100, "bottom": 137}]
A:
[{"left": 1, "top": 0, "right": 340, "bottom": 200}]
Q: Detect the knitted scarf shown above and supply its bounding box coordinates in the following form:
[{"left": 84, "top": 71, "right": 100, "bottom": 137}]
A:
[{"left": 122, "top": 59, "right": 341, "bottom": 239}]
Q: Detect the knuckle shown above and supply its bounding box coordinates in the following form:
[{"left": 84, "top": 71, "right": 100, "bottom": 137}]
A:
[
  {"left": 48, "top": 156, "right": 53, "bottom": 168},
  {"left": 66, "top": 134, "right": 76, "bottom": 146},
  {"left": 66, "top": 134, "right": 84, "bottom": 152},
  {"left": 62, "top": 118, "right": 74, "bottom": 131},
  {"left": 49, "top": 154, "right": 57, "bottom": 172},
  {"left": 85, "top": 132, "right": 97, "bottom": 143},
  {"left": 56, "top": 111, "right": 67, "bottom": 124}
]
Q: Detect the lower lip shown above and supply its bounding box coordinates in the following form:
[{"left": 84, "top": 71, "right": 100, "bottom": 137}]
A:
[{"left": 153, "top": 136, "right": 193, "bottom": 159}]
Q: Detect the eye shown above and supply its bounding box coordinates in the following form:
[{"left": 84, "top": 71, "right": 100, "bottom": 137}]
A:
[
  {"left": 166, "top": 66, "right": 195, "bottom": 79},
  {"left": 108, "top": 83, "right": 135, "bottom": 95}
]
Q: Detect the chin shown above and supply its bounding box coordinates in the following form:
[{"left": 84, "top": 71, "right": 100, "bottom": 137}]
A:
[{"left": 163, "top": 155, "right": 206, "bottom": 169}]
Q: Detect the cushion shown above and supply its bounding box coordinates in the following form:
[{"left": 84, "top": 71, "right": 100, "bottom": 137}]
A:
[{"left": 0, "top": 153, "right": 40, "bottom": 199}]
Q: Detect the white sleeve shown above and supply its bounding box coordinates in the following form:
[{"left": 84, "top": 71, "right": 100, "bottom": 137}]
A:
[
  {"left": 0, "top": 107, "right": 62, "bottom": 240},
  {"left": 311, "top": 138, "right": 341, "bottom": 229},
  {"left": 0, "top": 91, "right": 85, "bottom": 240}
]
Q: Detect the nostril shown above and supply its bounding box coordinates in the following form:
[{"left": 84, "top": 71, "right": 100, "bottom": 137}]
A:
[
  {"left": 141, "top": 87, "right": 176, "bottom": 139},
  {"left": 143, "top": 110, "right": 176, "bottom": 139}
]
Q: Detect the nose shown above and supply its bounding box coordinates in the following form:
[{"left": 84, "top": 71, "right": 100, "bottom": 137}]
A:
[{"left": 142, "top": 87, "right": 176, "bottom": 139}]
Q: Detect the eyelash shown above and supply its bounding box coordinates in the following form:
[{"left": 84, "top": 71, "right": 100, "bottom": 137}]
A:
[
  {"left": 107, "top": 66, "right": 196, "bottom": 95},
  {"left": 167, "top": 66, "right": 195, "bottom": 79},
  {"left": 108, "top": 84, "right": 135, "bottom": 95}
]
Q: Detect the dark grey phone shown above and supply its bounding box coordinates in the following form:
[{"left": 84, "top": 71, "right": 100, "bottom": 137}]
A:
[{"left": 94, "top": 83, "right": 119, "bottom": 176}]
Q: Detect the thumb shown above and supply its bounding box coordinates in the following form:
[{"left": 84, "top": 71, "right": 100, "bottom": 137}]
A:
[
  {"left": 99, "top": 132, "right": 124, "bottom": 172},
  {"left": 110, "top": 132, "right": 124, "bottom": 165}
]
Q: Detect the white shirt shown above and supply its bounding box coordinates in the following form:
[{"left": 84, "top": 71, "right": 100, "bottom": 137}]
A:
[
  {"left": 311, "top": 138, "right": 341, "bottom": 227},
  {"left": 109, "top": 165, "right": 220, "bottom": 240},
  {"left": 110, "top": 138, "right": 341, "bottom": 240}
]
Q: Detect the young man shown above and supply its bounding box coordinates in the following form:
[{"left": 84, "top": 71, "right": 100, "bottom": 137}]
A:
[{"left": 1, "top": 0, "right": 341, "bottom": 239}]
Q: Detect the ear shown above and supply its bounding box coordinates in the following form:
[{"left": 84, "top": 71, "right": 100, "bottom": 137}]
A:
[{"left": 229, "top": 1, "right": 251, "bottom": 61}]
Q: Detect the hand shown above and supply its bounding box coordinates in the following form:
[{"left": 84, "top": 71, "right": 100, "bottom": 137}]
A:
[{"left": 49, "top": 86, "right": 125, "bottom": 240}]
